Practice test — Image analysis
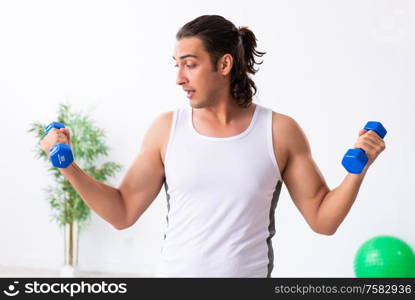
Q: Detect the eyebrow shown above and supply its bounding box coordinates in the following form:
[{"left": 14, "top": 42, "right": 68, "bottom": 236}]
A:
[{"left": 172, "top": 54, "right": 199, "bottom": 60}]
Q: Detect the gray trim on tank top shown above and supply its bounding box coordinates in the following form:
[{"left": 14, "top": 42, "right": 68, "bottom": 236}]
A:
[
  {"left": 267, "top": 180, "right": 283, "bottom": 277},
  {"left": 163, "top": 178, "right": 170, "bottom": 240}
]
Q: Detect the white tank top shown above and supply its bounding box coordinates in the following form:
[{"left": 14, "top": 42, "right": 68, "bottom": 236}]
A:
[{"left": 157, "top": 103, "right": 283, "bottom": 277}]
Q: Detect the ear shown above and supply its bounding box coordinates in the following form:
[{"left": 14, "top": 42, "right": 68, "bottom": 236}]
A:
[{"left": 217, "top": 54, "right": 233, "bottom": 76}]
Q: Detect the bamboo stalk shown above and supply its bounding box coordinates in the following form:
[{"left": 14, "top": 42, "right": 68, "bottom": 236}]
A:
[
  {"left": 76, "top": 221, "right": 80, "bottom": 266},
  {"left": 69, "top": 219, "right": 73, "bottom": 266},
  {"left": 64, "top": 224, "right": 67, "bottom": 265}
]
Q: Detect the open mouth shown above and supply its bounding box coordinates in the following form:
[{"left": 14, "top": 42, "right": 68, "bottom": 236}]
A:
[{"left": 186, "top": 90, "right": 195, "bottom": 99}]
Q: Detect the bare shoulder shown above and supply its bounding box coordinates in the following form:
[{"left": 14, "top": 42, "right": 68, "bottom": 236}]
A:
[
  {"left": 150, "top": 110, "right": 174, "bottom": 133},
  {"left": 271, "top": 111, "right": 300, "bottom": 133},
  {"left": 272, "top": 111, "right": 309, "bottom": 153},
  {"left": 144, "top": 111, "right": 174, "bottom": 164},
  {"left": 271, "top": 111, "right": 311, "bottom": 175},
  {"left": 271, "top": 111, "right": 294, "bottom": 128}
]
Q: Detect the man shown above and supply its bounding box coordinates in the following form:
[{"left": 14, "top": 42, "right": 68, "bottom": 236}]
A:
[{"left": 40, "top": 15, "right": 386, "bottom": 277}]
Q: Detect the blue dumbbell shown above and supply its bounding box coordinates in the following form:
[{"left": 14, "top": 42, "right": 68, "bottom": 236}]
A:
[
  {"left": 341, "top": 121, "right": 387, "bottom": 174},
  {"left": 44, "top": 122, "right": 74, "bottom": 168}
]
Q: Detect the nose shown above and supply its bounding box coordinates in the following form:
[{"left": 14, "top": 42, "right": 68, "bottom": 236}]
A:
[{"left": 176, "top": 68, "right": 188, "bottom": 86}]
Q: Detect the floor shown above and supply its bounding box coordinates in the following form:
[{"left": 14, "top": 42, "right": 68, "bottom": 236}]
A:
[{"left": 0, "top": 265, "right": 151, "bottom": 277}]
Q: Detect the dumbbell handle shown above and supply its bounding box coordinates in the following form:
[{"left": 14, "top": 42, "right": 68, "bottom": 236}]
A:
[
  {"left": 341, "top": 121, "right": 387, "bottom": 174},
  {"left": 45, "top": 122, "right": 74, "bottom": 168}
]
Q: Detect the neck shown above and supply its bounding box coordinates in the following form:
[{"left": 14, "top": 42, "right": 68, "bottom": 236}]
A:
[{"left": 192, "top": 97, "right": 254, "bottom": 126}]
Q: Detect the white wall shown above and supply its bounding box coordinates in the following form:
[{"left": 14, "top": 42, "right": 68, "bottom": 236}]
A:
[{"left": 0, "top": 0, "right": 414, "bottom": 277}]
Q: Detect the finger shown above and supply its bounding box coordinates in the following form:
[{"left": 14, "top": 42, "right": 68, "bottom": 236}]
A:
[
  {"left": 358, "top": 129, "right": 367, "bottom": 136},
  {"left": 356, "top": 138, "right": 380, "bottom": 151},
  {"left": 355, "top": 140, "right": 376, "bottom": 152},
  {"left": 47, "top": 128, "right": 60, "bottom": 135},
  {"left": 56, "top": 131, "right": 68, "bottom": 141},
  {"left": 355, "top": 139, "right": 385, "bottom": 157},
  {"left": 366, "top": 130, "right": 384, "bottom": 141},
  {"left": 59, "top": 128, "right": 70, "bottom": 137},
  {"left": 55, "top": 131, "right": 64, "bottom": 139},
  {"left": 357, "top": 143, "right": 379, "bottom": 161},
  {"left": 59, "top": 128, "right": 72, "bottom": 142},
  {"left": 57, "top": 136, "right": 68, "bottom": 144},
  {"left": 66, "top": 128, "right": 73, "bottom": 144},
  {"left": 362, "top": 132, "right": 385, "bottom": 149},
  {"left": 361, "top": 135, "right": 380, "bottom": 146}
]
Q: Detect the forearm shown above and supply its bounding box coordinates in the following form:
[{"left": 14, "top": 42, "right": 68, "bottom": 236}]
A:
[
  {"left": 315, "top": 167, "right": 368, "bottom": 235},
  {"left": 59, "top": 162, "right": 126, "bottom": 229}
]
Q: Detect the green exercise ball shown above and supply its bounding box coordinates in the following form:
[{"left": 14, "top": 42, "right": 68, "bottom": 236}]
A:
[{"left": 354, "top": 235, "right": 415, "bottom": 278}]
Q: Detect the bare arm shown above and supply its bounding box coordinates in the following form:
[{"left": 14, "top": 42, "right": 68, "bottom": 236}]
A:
[
  {"left": 118, "top": 111, "right": 172, "bottom": 229},
  {"left": 280, "top": 117, "right": 385, "bottom": 235},
  {"left": 41, "top": 112, "right": 172, "bottom": 230},
  {"left": 58, "top": 164, "right": 126, "bottom": 229}
]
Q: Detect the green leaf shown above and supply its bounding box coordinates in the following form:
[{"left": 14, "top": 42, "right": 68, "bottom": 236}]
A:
[{"left": 29, "top": 102, "right": 123, "bottom": 231}]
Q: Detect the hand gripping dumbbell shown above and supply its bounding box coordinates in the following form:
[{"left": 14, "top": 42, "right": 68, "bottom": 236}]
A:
[
  {"left": 44, "top": 122, "right": 74, "bottom": 168},
  {"left": 341, "top": 121, "right": 387, "bottom": 174}
]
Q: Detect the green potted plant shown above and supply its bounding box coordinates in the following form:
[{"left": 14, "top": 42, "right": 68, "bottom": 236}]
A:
[{"left": 29, "top": 103, "right": 122, "bottom": 277}]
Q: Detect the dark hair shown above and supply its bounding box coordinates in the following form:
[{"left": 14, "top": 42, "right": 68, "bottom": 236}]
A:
[{"left": 176, "top": 15, "right": 265, "bottom": 108}]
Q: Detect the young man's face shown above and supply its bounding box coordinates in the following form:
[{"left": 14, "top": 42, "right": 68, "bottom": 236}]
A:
[{"left": 173, "top": 37, "right": 226, "bottom": 108}]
